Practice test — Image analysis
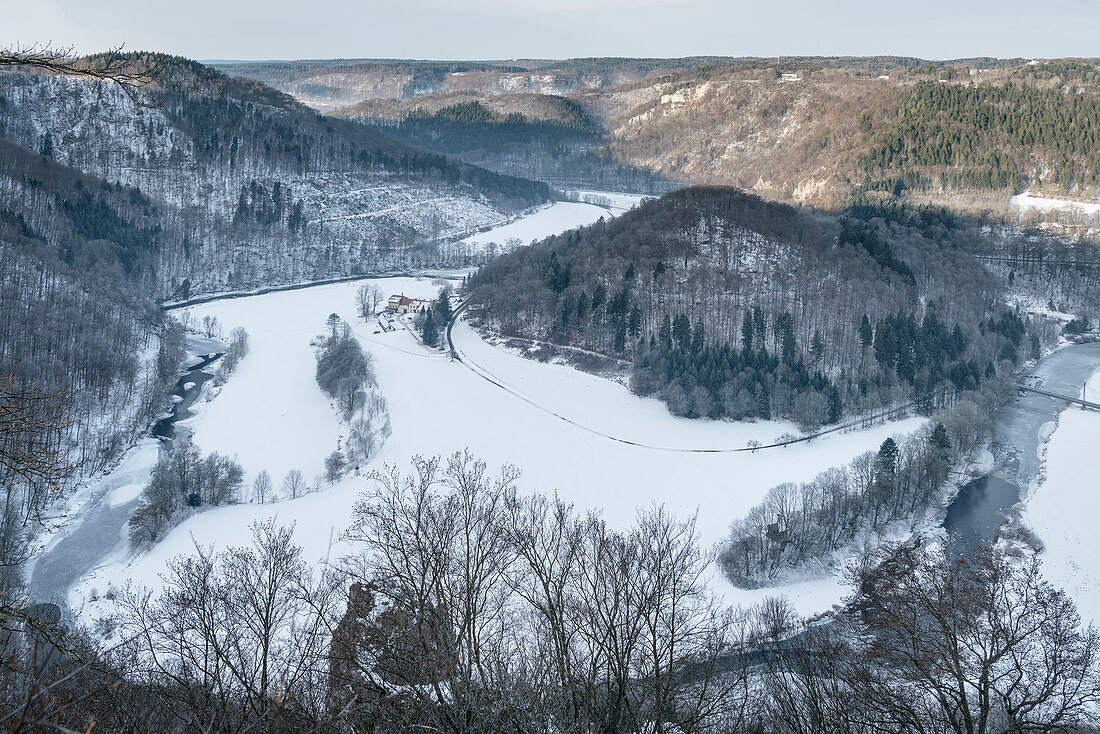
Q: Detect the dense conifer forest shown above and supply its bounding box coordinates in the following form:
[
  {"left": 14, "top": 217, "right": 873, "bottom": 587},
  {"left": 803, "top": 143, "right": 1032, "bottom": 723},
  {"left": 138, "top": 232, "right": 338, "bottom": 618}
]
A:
[{"left": 863, "top": 81, "right": 1100, "bottom": 192}]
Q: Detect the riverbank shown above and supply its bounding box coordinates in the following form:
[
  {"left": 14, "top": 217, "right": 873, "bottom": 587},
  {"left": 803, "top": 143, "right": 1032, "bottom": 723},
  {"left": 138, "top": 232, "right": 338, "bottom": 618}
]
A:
[
  {"left": 26, "top": 337, "right": 224, "bottom": 607},
  {"left": 1018, "top": 365, "right": 1100, "bottom": 625},
  {"left": 947, "top": 342, "right": 1100, "bottom": 548}
]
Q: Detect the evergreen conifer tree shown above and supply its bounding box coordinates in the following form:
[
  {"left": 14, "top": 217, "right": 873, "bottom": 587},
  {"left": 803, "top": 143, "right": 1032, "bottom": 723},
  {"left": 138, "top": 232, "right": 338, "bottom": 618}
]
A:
[
  {"left": 672, "top": 314, "right": 691, "bottom": 350},
  {"left": 811, "top": 329, "right": 825, "bottom": 364},
  {"left": 860, "top": 314, "right": 874, "bottom": 348},
  {"left": 436, "top": 288, "right": 453, "bottom": 325},
  {"left": 422, "top": 310, "right": 439, "bottom": 347},
  {"left": 876, "top": 437, "right": 900, "bottom": 480},
  {"left": 827, "top": 386, "right": 843, "bottom": 424},
  {"left": 628, "top": 305, "right": 642, "bottom": 337},
  {"left": 658, "top": 314, "right": 672, "bottom": 350},
  {"left": 742, "top": 310, "right": 754, "bottom": 353}
]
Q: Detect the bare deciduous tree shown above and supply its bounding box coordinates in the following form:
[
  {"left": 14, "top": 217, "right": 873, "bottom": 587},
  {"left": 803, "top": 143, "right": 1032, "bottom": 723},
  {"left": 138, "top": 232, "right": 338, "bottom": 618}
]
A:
[
  {"left": 118, "top": 521, "right": 346, "bottom": 733},
  {"left": 341, "top": 452, "right": 754, "bottom": 733},
  {"left": 356, "top": 284, "right": 385, "bottom": 321},
  {"left": 843, "top": 544, "right": 1100, "bottom": 734},
  {"left": 200, "top": 314, "right": 222, "bottom": 340},
  {"left": 252, "top": 470, "right": 272, "bottom": 504},
  {"left": 282, "top": 468, "right": 306, "bottom": 499},
  {"left": 0, "top": 44, "right": 159, "bottom": 106}
]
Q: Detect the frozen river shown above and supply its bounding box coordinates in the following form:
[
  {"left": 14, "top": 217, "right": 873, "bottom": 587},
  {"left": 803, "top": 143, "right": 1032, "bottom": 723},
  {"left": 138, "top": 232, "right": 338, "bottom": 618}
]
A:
[{"left": 28, "top": 345, "right": 223, "bottom": 604}]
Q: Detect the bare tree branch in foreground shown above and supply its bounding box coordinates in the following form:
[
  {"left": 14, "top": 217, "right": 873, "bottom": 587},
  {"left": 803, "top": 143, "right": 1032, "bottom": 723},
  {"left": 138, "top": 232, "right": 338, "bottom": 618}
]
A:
[{"left": 0, "top": 44, "right": 160, "bottom": 106}]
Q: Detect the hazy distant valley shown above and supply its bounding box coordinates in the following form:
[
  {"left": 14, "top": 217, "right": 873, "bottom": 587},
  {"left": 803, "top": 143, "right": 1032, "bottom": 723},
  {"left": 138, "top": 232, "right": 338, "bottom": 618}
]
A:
[{"left": 217, "top": 56, "right": 1100, "bottom": 215}]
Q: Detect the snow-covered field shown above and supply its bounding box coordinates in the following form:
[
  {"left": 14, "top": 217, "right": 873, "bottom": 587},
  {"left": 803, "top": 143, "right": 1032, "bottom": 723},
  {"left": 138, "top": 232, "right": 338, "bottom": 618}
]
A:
[
  {"left": 460, "top": 197, "right": 640, "bottom": 252},
  {"left": 71, "top": 273, "right": 921, "bottom": 618},
  {"left": 66, "top": 193, "right": 924, "bottom": 622},
  {"left": 563, "top": 190, "right": 650, "bottom": 212},
  {"left": 1022, "top": 366, "right": 1100, "bottom": 626},
  {"left": 1010, "top": 190, "right": 1100, "bottom": 217},
  {"left": 454, "top": 320, "right": 828, "bottom": 452}
]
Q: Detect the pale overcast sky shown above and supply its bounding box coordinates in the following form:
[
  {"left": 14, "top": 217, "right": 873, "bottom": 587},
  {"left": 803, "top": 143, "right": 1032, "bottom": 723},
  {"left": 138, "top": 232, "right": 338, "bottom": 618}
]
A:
[{"left": 2, "top": 0, "right": 1098, "bottom": 62}]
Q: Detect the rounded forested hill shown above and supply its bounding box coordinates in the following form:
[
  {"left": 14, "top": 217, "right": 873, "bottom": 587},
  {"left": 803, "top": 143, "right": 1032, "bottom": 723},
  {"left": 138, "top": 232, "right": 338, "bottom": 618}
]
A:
[
  {"left": 469, "top": 185, "right": 1023, "bottom": 428},
  {"left": 334, "top": 95, "right": 600, "bottom": 155}
]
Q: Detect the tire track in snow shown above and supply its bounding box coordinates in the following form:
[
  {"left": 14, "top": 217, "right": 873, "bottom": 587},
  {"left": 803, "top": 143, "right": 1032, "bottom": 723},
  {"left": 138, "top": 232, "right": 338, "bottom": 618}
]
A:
[
  {"left": 311, "top": 197, "right": 453, "bottom": 223},
  {"left": 445, "top": 302, "right": 891, "bottom": 454}
]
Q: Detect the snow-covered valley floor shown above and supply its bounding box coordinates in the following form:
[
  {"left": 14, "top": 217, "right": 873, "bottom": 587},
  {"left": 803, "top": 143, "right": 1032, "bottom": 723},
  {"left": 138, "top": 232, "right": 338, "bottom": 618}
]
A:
[
  {"left": 70, "top": 274, "right": 921, "bottom": 620},
  {"left": 459, "top": 197, "right": 639, "bottom": 252},
  {"left": 1010, "top": 190, "right": 1100, "bottom": 217},
  {"left": 64, "top": 191, "right": 926, "bottom": 624}
]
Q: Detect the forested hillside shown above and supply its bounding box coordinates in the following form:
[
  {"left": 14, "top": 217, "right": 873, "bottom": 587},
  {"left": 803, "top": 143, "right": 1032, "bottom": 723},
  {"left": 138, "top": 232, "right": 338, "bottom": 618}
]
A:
[
  {"left": 333, "top": 91, "right": 595, "bottom": 127},
  {"left": 468, "top": 186, "right": 1034, "bottom": 427},
  {"left": 586, "top": 58, "right": 1100, "bottom": 206},
  {"left": 250, "top": 56, "right": 1100, "bottom": 208},
  {"left": 333, "top": 92, "right": 674, "bottom": 194},
  {"left": 0, "top": 56, "right": 547, "bottom": 298},
  {"left": 335, "top": 96, "right": 599, "bottom": 153},
  {"left": 0, "top": 150, "right": 181, "bottom": 571},
  {"left": 0, "top": 54, "right": 549, "bottom": 502},
  {"left": 863, "top": 80, "right": 1100, "bottom": 192},
  {"left": 214, "top": 57, "right": 717, "bottom": 111}
]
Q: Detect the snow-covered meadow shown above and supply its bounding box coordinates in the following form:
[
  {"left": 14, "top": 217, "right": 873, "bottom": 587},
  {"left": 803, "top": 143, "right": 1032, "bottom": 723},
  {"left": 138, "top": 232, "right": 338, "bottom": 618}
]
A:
[
  {"left": 1010, "top": 190, "right": 1100, "bottom": 217},
  {"left": 1022, "top": 366, "right": 1100, "bottom": 626},
  {"left": 459, "top": 197, "right": 639, "bottom": 252},
  {"left": 66, "top": 193, "right": 926, "bottom": 622},
  {"left": 563, "top": 190, "right": 649, "bottom": 212},
  {"left": 71, "top": 271, "right": 921, "bottom": 618}
]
